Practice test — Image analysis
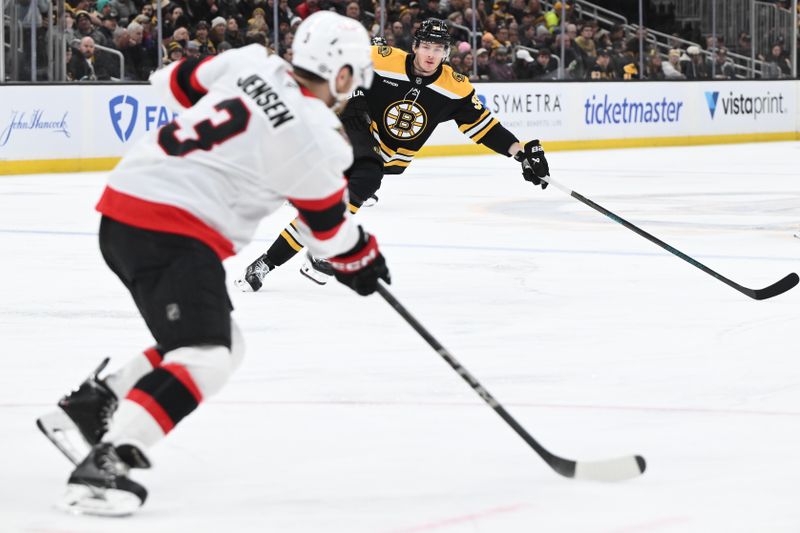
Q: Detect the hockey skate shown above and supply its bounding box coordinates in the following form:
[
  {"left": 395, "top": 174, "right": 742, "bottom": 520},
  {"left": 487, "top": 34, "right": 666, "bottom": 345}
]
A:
[
  {"left": 234, "top": 254, "right": 275, "bottom": 292},
  {"left": 57, "top": 442, "right": 148, "bottom": 517},
  {"left": 299, "top": 252, "right": 334, "bottom": 285},
  {"left": 37, "top": 358, "right": 118, "bottom": 465}
]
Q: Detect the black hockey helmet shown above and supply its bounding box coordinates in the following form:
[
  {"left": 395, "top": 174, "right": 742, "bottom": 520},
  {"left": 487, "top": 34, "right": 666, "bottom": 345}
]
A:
[{"left": 414, "top": 18, "right": 451, "bottom": 48}]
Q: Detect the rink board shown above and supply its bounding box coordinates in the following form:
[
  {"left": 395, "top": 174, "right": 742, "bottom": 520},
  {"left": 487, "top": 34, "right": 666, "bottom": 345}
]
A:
[{"left": 0, "top": 79, "right": 798, "bottom": 175}]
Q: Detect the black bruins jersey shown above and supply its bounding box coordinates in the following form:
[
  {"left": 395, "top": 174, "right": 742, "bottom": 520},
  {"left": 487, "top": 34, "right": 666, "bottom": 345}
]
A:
[{"left": 366, "top": 45, "right": 518, "bottom": 174}]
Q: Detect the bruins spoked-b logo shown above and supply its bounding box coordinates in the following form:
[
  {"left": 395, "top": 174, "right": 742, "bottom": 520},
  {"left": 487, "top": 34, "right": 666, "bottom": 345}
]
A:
[{"left": 383, "top": 100, "right": 427, "bottom": 140}]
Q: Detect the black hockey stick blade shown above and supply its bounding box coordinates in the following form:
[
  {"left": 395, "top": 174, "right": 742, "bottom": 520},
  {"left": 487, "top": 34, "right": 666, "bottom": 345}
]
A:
[
  {"left": 541, "top": 175, "right": 798, "bottom": 301},
  {"left": 747, "top": 272, "right": 799, "bottom": 300},
  {"left": 377, "top": 283, "right": 646, "bottom": 482}
]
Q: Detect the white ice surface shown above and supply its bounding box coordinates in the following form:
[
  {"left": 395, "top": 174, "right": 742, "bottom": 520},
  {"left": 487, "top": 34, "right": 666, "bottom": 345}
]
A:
[{"left": 1, "top": 142, "right": 799, "bottom": 532}]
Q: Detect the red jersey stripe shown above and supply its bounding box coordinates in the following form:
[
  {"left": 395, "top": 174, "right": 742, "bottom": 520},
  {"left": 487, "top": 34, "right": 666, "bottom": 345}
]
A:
[
  {"left": 143, "top": 347, "right": 163, "bottom": 369},
  {"left": 126, "top": 389, "right": 175, "bottom": 434},
  {"left": 289, "top": 186, "right": 346, "bottom": 212},
  {"left": 161, "top": 363, "right": 204, "bottom": 404},
  {"left": 169, "top": 60, "right": 193, "bottom": 108},
  {"left": 310, "top": 219, "right": 346, "bottom": 241},
  {"left": 96, "top": 186, "right": 235, "bottom": 260},
  {"left": 189, "top": 56, "right": 214, "bottom": 95}
]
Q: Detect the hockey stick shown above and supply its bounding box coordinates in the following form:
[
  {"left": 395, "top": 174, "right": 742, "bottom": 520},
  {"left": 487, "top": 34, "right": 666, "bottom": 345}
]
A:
[
  {"left": 541, "top": 175, "right": 798, "bottom": 301},
  {"left": 376, "top": 283, "right": 646, "bottom": 482}
]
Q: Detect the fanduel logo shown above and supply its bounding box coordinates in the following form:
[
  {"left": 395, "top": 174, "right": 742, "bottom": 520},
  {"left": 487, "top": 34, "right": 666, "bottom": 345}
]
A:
[
  {"left": 109, "top": 95, "right": 138, "bottom": 142},
  {"left": 705, "top": 91, "right": 719, "bottom": 118},
  {"left": 704, "top": 90, "right": 786, "bottom": 120},
  {"left": 109, "top": 94, "right": 176, "bottom": 142}
]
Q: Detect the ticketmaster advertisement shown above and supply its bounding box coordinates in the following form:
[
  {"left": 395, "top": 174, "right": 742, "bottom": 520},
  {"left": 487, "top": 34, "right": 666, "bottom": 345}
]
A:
[{"left": 0, "top": 80, "right": 797, "bottom": 174}]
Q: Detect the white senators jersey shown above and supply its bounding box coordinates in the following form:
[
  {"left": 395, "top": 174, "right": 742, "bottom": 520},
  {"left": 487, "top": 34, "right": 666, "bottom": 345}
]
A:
[{"left": 96, "top": 44, "right": 359, "bottom": 260}]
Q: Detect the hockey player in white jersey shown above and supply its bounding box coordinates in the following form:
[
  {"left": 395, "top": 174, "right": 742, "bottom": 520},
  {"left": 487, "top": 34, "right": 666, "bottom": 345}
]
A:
[{"left": 37, "top": 11, "right": 388, "bottom": 516}]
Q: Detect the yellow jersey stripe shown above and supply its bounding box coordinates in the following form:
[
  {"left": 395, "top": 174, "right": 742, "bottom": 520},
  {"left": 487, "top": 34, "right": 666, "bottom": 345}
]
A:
[
  {"left": 348, "top": 203, "right": 359, "bottom": 214},
  {"left": 471, "top": 118, "right": 499, "bottom": 143},
  {"left": 384, "top": 160, "right": 410, "bottom": 168},
  {"left": 280, "top": 230, "right": 304, "bottom": 252},
  {"left": 459, "top": 109, "right": 490, "bottom": 132}
]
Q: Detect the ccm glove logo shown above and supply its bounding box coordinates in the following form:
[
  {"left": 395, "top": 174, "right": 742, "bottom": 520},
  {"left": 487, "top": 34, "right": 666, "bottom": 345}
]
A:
[{"left": 329, "top": 247, "right": 378, "bottom": 272}]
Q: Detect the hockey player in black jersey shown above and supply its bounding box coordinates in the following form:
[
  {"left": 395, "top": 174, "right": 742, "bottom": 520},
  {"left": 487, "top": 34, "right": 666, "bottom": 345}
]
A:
[{"left": 235, "top": 18, "right": 550, "bottom": 291}]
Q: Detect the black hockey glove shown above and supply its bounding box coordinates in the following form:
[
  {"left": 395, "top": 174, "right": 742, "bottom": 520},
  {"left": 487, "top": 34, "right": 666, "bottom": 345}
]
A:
[
  {"left": 513, "top": 140, "right": 550, "bottom": 189},
  {"left": 328, "top": 227, "right": 390, "bottom": 296},
  {"left": 371, "top": 36, "right": 388, "bottom": 46}
]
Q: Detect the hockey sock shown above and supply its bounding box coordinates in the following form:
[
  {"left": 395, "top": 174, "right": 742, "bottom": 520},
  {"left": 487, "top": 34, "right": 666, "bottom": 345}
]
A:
[
  {"left": 105, "top": 346, "right": 164, "bottom": 399},
  {"left": 266, "top": 219, "right": 305, "bottom": 266},
  {"left": 104, "top": 345, "right": 234, "bottom": 450}
]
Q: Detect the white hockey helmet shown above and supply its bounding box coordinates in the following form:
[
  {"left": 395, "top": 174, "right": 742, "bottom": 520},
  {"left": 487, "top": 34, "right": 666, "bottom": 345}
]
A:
[{"left": 291, "top": 12, "right": 373, "bottom": 101}]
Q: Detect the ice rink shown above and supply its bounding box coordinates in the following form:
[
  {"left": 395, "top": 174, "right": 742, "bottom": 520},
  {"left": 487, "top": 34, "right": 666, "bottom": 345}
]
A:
[{"left": 2, "top": 142, "right": 799, "bottom": 532}]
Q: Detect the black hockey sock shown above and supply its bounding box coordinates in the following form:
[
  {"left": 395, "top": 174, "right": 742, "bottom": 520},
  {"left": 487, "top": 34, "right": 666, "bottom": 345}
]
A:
[
  {"left": 265, "top": 202, "right": 362, "bottom": 267},
  {"left": 265, "top": 220, "right": 305, "bottom": 267}
]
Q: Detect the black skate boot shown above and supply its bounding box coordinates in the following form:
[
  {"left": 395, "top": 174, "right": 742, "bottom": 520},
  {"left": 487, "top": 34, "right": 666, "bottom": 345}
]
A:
[
  {"left": 235, "top": 254, "right": 276, "bottom": 292},
  {"left": 58, "top": 442, "right": 149, "bottom": 516},
  {"left": 37, "top": 358, "right": 118, "bottom": 464},
  {"left": 299, "top": 252, "right": 334, "bottom": 285}
]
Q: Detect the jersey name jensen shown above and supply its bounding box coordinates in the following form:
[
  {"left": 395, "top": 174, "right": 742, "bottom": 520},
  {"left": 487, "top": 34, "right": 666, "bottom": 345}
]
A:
[{"left": 237, "top": 74, "right": 294, "bottom": 127}]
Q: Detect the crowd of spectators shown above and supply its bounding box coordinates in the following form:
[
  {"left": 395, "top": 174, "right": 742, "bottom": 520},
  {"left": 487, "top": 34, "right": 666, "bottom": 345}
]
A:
[{"left": 3, "top": 0, "right": 797, "bottom": 81}]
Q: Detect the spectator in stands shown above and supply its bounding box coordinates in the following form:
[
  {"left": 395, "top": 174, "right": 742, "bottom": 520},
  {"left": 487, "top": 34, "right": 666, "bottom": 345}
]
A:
[
  {"left": 460, "top": 50, "right": 474, "bottom": 76},
  {"left": 162, "top": 5, "right": 189, "bottom": 40},
  {"left": 97, "top": 11, "right": 123, "bottom": 46},
  {"left": 391, "top": 20, "right": 413, "bottom": 51},
  {"left": 217, "top": 41, "right": 233, "bottom": 54},
  {"left": 75, "top": 10, "right": 109, "bottom": 47},
  {"left": 531, "top": 47, "right": 558, "bottom": 79},
  {"left": 492, "top": 25, "right": 509, "bottom": 48},
  {"left": 185, "top": 39, "right": 201, "bottom": 59},
  {"left": 294, "top": 0, "right": 320, "bottom": 19},
  {"left": 345, "top": 2, "right": 368, "bottom": 29},
  {"left": 589, "top": 48, "right": 615, "bottom": 80},
  {"left": 488, "top": 45, "right": 515, "bottom": 80},
  {"left": 683, "top": 45, "right": 710, "bottom": 79},
  {"left": 518, "top": 24, "right": 536, "bottom": 48},
  {"left": 69, "top": 36, "right": 115, "bottom": 80},
  {"left": 447, "top": 12, "right": 470, "bottom": 44},
  {"left": 711, "top": 48, "right": 735, "bottom": 79},
  {"left": 226, "top": 17, "right": 245, "bottom": 48},
  {"left": 110, "top": 0, "right": 137, "bottom": 25},
  {"left": 475, "top": 47, "right": 491, "bottom": 80},
  {"left": 733, "top": 31, "right": 752, "bottom": 57},
  {"left": 512, "top": 48, "right": 534, "bottom": 79},
  {"left": 210, "top": 17, "right": 228, "bottom": 48},
  {"left": 191, "top": 20, "right": 217, "bottom": 57},
  {"left": 645, "top": 54, "right": 665, "bottom": 80},
  {"left": 662, "top": 48, "right": 686, "bottom": 79},
  {"left": 164, "top": 40, "right": 185, "bottom": 65},
  {"left": 553, "top": 32, "right": 581, "bottom": 79},
  {"left": 764, "top": 43, "right": 792, "bottom": 78},
  {"left": 575, "top": 24, "right": 597, "bottom": 59},
  {"left": 420, "top": 0, "right": 443, "bottom": 21},
  {"left": 121, "top": 21, "right": 156, "bottom": 80},
  {"left": 172, "top": 26, "right": 191, "bottom": 49}
]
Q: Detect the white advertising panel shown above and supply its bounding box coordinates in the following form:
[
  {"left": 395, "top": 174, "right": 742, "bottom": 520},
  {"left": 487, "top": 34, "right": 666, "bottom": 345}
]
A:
[
  {"left": 429, "top": 80, "right": 797, "bottom": 146},
  {"left": 0, "top": 80, "right": 797, "bottom": 174}
]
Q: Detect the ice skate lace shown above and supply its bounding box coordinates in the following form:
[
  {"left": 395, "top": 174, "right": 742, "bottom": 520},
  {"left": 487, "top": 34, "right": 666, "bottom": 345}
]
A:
[
  {"left": 99, "top": 396, "right": 118, "bottom": 433},
  {"left": 249, "top": 259, "right": 271, "bottom": 279},
  {"left": 97, "top": 447, "right": 127, "bottom": 482}
]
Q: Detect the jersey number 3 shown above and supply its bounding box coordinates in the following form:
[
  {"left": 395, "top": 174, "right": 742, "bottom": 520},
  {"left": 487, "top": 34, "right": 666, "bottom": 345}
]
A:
[{"left": 158, "top": 98, "right": 251, "bottom": 157}]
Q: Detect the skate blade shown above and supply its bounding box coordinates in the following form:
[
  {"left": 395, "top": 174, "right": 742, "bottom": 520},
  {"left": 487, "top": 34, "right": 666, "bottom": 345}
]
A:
[
  {"left": 299, "top": 264, "right": 331, "bottom": 286},
  {"left": 36, "top": 411, "right": 90, "bottom": 465},
  {"left": 57, "top": 484, "right": 143, "bottom": 517},
  {"left": 233, "top": 277, "right": 256, "bottom": 292}
]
